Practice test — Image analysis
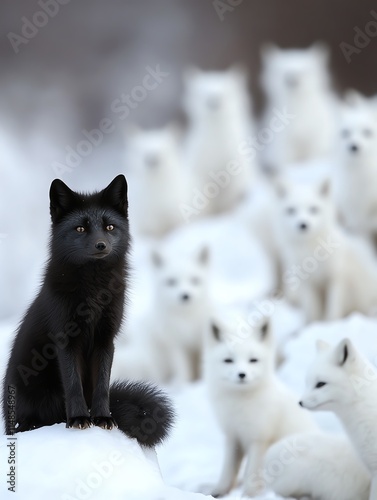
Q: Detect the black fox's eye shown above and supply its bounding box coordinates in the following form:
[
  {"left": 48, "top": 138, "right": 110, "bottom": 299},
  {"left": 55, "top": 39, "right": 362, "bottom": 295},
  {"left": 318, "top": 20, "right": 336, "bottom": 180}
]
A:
[
  {"left": 106, "top": 224, "right": 114, "bottom": 231},
  {"left": 224, "top": 358, "right": 233, "bottom": 363},
  {"left": 249, "top": 358, "right": 258, "bottom": 363},
  {"left": 76, "top": 226, "right": 85, "bottom": 233},
  {"left": 315, "top": 381, "right": 326, "bottom": 389}
]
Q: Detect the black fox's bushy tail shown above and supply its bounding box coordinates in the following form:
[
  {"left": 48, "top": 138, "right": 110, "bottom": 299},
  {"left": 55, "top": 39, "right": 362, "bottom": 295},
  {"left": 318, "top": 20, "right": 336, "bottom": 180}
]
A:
[{"left": 109, "top": 380, "right": 174, "bottom": 448}]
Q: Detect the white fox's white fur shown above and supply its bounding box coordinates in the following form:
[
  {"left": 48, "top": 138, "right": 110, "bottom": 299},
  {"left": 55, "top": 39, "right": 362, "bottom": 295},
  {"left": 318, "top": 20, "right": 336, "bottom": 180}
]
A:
[
  {"left": 275, "top": 179, "right": 377, "bottom": 323},
  {"left": 204, "top": 315, "right": 317, "bottom": 497},
  {"left": 260, "top": 43, "right": 337, "bottom": 170},
  {"left": 146, "top": 246, "right": 211, "bottom": 384},
  {"left": 125, "top": 125, "right": 186, "bottom": 237},
  {"left": 183, "top": 66, "right": 255, "bottom": 217},
  {"left": 264, "top": 431, "right": 370, "bottom": 500},
  {"left": 333, "top": 90, "right": 377, "bottom": 242},
  {"left": 301, "top": 338, "right": 377, "bottom": 499}
]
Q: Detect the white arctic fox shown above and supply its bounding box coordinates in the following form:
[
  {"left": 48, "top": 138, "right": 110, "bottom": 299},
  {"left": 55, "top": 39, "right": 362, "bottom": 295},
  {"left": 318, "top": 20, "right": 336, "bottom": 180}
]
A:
[
  {"left": 140, "top": 245, "right": 212, "bottom": 384},
  {"left": 264, "top": 431, "right": 370, "bottom": 500},
  {"left": 204, "top": 315, "right": 317, "bottom": 497},
  {"left": 275, "top": 179, "right": 377, "bottom": 323},
  {"left": 300, "top": 338, "right": 377, "bottom": 499},
  {"left": 125, "top": 124, "right": 186, "bottom": 237},
  {"left": 260, "top": 43, "right": 337, "bottom": 170},
  {"left": 333, "top": 90, "right": 377, "bottom": 242},
  {"left": 182, "top": 66, "right": 255, "bottom": 219}
]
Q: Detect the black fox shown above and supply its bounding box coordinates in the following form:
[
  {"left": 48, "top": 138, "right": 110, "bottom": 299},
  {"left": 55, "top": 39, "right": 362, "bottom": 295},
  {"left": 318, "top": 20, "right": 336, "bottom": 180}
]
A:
[{"left": 2, "top": 174, "right": 173, "bottom": 446}]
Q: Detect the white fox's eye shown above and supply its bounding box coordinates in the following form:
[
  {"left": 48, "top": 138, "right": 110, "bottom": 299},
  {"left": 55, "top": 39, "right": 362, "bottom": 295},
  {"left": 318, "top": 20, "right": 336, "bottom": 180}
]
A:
[
  {"left": 106, "top": 224, "right": 114, "bottom": 231},
  {"left": 249, "top": 358, "right": 258, "bottom": 363},
  {"left": 224, "top": 358, "right": 233, "bottom": 363},
  {"left": 315, "top": 381, "right": 326, "bottom": 389},
  {"left": 76, "top": 226, "right": 85, "bottom": 233},
  {"left": 341, "top": 129, "right": 350, "bottom": 138}
]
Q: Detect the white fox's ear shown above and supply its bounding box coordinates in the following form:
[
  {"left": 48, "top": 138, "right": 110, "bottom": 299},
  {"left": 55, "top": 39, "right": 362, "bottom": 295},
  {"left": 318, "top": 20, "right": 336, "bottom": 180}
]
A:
[
  {"left": 273, "top": 179, "right": 288, "bottom": 198},
  {"left": 183, "top": 66, "right": 201, "bottom": 84},
  {"left": 165, "top": 122, "right": 183, "bottom": 141},
  {"left": 344, "top": 89, "right": 365, "bottom": 107},
  {"left": 261, "top": 42, "right": 280, "bottom": 61},
  {"left": 151, "top": 251, "right": 163, "bottom": 267},
  {"left": 229, "top": 63, "right": 248, "bottom": 83},
  {"left": 318, "top": 179, "right": 331, "bottom": 197},
  {"left": 334, "top": 338, "right": 354, "bottom": 367},
  {"left": 310, "top": 41, "right": 330, "bottom": 63},
  {"left": 316, "top": 339, "right": 330, "bottom": 352},
  {"left": 259, "top": 320, "right": 270, "bottom": 341},
  {"left": 197, "top": 246, "right": 209, "bottom": 265},
  {"left": 124, "top": 123, "right": 141, "bottom": 138},
  {"left": 211, "top": 323, "right": 222, "bottom": 342}
]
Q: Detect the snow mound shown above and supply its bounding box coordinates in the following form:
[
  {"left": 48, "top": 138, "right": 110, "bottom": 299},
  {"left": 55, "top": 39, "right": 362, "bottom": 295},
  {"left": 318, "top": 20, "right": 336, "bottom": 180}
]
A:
[{"left": 0, "top": 424, "right": 211, "bottom": 500}]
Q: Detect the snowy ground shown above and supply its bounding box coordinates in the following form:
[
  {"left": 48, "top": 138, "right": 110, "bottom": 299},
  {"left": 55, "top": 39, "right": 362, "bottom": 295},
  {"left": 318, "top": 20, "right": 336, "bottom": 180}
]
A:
[{"left": 2, "top": 198, "right": 377, "bottom": 500}]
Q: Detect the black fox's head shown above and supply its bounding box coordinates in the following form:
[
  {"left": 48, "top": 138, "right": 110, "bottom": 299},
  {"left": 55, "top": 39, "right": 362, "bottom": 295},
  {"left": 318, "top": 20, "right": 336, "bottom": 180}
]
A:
[{"left": 49, "top": 175, "right": 129, "bottom": 263}]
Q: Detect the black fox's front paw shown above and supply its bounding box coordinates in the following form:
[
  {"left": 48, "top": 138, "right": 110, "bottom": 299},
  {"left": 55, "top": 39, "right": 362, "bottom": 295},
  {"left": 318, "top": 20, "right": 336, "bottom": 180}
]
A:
[
  {"left": 67, "top": 416, "right": 92, "bottom": 429},
  {"left": 92, "top": 416, "right": 117, "bottom": 430}
]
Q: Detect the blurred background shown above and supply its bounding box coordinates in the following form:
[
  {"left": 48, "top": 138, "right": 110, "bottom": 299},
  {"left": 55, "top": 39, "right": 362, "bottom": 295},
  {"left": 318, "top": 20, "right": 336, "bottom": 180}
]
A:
[{"left": 2, "top": 0, "right": 377, "bottom": 319}]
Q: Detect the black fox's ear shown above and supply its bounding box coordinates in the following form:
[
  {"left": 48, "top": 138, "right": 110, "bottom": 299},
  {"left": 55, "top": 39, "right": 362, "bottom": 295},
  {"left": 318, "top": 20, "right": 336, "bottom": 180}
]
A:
[
  {"left": 49, "top": 179, "right": 77, "bottom": 222},
  {"left": 102, "top": 174, "right": 128, "bottom": 215},
  {"left": 211, "top": 323, "right": 221, "bottom": 342}
]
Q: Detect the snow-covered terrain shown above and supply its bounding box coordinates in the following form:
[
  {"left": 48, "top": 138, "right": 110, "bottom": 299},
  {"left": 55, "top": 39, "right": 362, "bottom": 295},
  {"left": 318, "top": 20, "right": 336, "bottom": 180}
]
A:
[{"left": 2, "top": 187, "right": 377, "bottom": 499}]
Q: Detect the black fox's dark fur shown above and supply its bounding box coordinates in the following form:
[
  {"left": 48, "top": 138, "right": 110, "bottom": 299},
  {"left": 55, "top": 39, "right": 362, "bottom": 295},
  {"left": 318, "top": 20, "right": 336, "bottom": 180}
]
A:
[{"left": 2, "top": 174, "right": 173, "bottom": 446}]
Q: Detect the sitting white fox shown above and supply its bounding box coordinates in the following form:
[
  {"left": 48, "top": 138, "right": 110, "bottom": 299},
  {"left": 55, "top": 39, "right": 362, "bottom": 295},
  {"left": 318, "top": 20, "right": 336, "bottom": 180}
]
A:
[
  {"left": 300, "top": 338, "right": 377, "bottom": 500},
  {"left": 204, "top": 315, "right": 317, "bottom": 497}
]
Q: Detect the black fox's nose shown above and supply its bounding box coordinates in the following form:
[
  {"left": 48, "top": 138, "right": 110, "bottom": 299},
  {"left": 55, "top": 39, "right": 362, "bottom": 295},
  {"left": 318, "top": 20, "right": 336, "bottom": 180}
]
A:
[
  {"left": 299, "top": 401, "right": 303, "bottom": 407},
  {"left": 95, "top": 241, "right": 107, "bottom": 251},
  {"left": 181, "top": 293, "right": 190, "bottom": 302},
  {"left": 238, "top": 373, "right": 246, "bottom": 379},
  {"left": 349, "top": 144, "right": 359, "bottom": 153},
  {"left": 299, "top": 222, "right": 308, "bottom": 231}
]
